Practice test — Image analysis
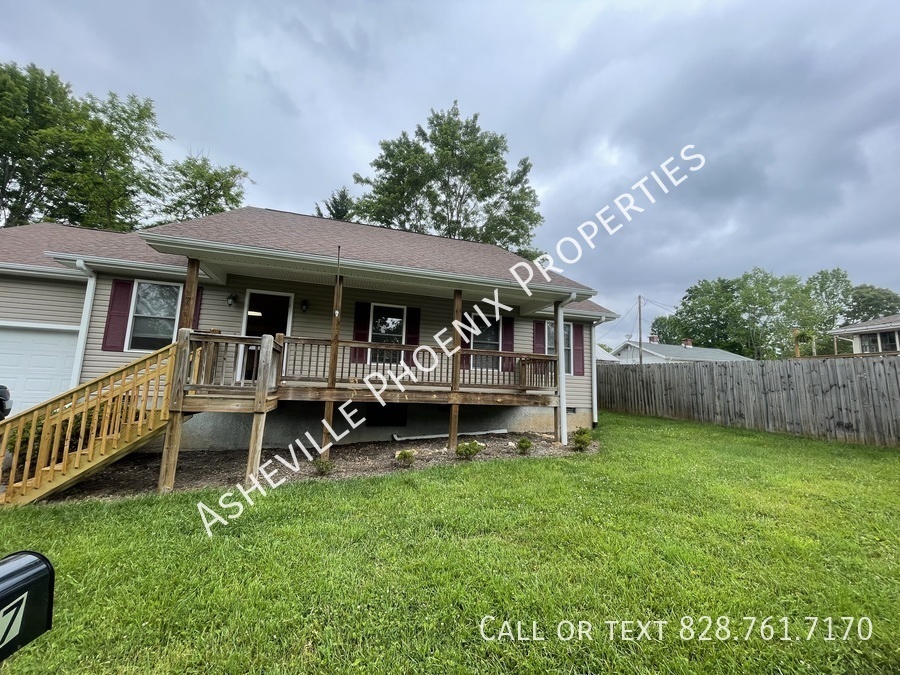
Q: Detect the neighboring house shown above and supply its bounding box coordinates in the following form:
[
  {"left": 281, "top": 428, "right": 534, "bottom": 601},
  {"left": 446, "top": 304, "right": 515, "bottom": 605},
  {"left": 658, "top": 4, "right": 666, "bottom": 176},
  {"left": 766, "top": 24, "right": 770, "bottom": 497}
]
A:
[
  {"left": 828, "top": 315, "right": 900, "bottom": 354},
  {"left": 611, "top": 338, "right": 752, "bottom": 364},
  {"left": 0, "top": 208, "right": 617, "bottom": 503},
  {"left": 595, "top": 345, "right": 619, "bottom": 364}
]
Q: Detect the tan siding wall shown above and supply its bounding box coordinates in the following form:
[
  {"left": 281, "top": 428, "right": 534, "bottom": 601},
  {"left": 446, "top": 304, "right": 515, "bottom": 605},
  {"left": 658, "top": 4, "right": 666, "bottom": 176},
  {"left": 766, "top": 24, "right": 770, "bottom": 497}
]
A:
[
  {"left": 81, "top": 275, "right": 132, "bottom": 381},
  {"left": 0, "top": 275, "right": 86, "bottom": 326},
  {"left": 79, "top": 272, "right": 595, "bottom": 413}
]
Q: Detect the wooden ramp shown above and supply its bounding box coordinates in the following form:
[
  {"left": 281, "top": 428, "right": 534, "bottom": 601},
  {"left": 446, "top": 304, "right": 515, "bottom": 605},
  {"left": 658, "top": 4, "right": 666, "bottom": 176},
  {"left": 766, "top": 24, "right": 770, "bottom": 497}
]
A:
[{"left": 0, "top": 345, "right": 176, "bottom": 506}]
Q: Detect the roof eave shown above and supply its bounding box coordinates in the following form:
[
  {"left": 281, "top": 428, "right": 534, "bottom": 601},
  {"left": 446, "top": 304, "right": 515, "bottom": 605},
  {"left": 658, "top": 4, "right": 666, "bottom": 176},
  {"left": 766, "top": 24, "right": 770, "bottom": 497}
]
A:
[
  {"left": 0, "top": 261, "right": 86, "bottom": 280},
  {"left": 46, "top": 252, "right": 203, "bottom": 281},
  {"left": 140, "top": 232, "right": 595, "bottom": 300}
]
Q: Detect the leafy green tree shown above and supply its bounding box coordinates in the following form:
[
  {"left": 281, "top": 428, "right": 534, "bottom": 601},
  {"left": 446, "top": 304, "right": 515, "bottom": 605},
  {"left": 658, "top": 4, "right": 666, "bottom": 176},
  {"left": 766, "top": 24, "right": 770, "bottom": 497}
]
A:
[
  {"left": 156, "top": 154, "right": 249, "bottom": 222},
  {"left": 0, "top": 62, "right": 82, "bottom": 226},
  {"left": 671, "top": 278, "right": 747, "bottom": 355},
  {"left": 49, "top": 93, "right": 170, "bottom": 230},
  {"left": 845, "top": 284, "right": 900, "bottom": 324},
  {"left": 314, "top": 186, "right": 355, "bottom": 220},
  {"left": 649, "top": 315, "right": 683, "bottom": 345},
  {"left": 353, "top": 101, "right": 542, "bottom": 251}
]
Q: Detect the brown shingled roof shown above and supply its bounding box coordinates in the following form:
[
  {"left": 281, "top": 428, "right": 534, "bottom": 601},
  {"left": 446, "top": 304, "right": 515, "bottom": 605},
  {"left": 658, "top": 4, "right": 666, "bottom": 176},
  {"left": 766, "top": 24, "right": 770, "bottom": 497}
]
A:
[
  {"left": 0, "top": 222, "right": 186, "bottom": 269},
  {"left": 145, "top": 207, "right": 593, "bottom": 292}
]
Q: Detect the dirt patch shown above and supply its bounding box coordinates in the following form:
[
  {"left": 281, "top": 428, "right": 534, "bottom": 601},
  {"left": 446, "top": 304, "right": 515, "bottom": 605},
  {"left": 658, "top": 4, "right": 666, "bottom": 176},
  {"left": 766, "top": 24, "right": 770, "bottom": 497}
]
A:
[{"left": 45, "top": 432, "right": 599, "bottom": 503}]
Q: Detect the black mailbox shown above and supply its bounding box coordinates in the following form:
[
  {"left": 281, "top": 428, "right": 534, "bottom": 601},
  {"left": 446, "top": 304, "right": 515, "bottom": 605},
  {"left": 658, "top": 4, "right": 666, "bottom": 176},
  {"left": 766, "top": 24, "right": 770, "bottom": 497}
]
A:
[{"left": 0, "top": 552, "right": 54, "bottom": 662}]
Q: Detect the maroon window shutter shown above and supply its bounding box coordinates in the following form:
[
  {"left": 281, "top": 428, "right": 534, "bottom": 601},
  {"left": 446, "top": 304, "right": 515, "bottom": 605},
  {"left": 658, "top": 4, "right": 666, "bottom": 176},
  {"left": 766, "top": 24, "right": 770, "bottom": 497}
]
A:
[
  {"left": 533, "top": 320, "right": 546, "bottom": 354},
  {"left": 406, "top": 307, "right": 421, "bottom": 345},
  {"left": 191, "top": 286, "right": 204, "bottom": 330},
  {"left": 573, "top": 323, "right": 585, "bottom": 376},
  {"left": 351, "top": 302, "right": 370, "bottom": 364},
  {"left": 101, "top": 279, "right": 134, "bottom": 352},
  {"left": 501, "top": 316, "right": 515, "bottom": 372}
]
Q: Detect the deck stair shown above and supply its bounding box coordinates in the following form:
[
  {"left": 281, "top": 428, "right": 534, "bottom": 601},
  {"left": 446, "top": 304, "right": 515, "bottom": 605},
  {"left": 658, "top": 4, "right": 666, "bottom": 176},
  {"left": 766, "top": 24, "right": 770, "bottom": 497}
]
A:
[{"left": 0, "top": 345, "right": 176, "bottom": 506}]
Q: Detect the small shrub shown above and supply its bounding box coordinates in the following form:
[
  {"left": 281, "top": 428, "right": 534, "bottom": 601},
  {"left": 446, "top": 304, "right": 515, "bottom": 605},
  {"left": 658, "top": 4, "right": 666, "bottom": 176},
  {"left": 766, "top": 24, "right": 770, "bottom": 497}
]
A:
[
  {"left": 455, "top": 440, "right": 483, "bottom": 460},
  {"left": 516, "top": 437, "right": 533, "bottom": 455},
  {"left": 394, "top": 449, "right": 415, "bottom": 468},
  {"left": 312, "top": 458, "right": 333, "bottom": 475},
  {"left": 572, "top": 427, "right": 592, "bottom": 452}
]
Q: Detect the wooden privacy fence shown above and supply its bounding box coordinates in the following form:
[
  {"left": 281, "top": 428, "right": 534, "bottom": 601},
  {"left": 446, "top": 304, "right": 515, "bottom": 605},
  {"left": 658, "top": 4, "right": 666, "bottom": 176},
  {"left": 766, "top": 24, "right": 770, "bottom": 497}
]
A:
[{"left": 597, "top": 356, "right": 900, "bottom": 447}]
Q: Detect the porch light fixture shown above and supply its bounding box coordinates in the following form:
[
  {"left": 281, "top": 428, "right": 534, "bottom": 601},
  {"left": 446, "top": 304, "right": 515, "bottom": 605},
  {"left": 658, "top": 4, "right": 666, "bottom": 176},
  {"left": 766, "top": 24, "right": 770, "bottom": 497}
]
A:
[
  {"left": 226, "top": 293, "right": 238, "bottom": 307},
  {"left": 300, "top": 299, "right": 309, "bottom": 313}
]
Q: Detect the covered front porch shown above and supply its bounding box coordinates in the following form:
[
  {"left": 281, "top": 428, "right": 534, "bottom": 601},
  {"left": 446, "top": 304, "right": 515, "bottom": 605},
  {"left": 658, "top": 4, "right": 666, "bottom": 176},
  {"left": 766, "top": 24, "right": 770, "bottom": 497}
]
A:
[{"left": 152, "top": 245, "right": 585, "bottom": 493}]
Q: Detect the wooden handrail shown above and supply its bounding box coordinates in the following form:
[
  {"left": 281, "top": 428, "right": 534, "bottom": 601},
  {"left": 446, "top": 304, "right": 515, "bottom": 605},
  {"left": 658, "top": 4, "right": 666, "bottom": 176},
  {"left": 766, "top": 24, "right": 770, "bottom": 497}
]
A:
[{"left": 1, "top": 344, "right": 176, "bottom": 503}]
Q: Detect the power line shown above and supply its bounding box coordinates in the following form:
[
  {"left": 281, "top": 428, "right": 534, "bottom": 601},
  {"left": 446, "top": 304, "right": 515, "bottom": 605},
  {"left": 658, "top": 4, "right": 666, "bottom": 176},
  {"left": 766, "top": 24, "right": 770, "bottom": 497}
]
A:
[{"left": 596, "top": 298, "right": 639, "bottom": 341}]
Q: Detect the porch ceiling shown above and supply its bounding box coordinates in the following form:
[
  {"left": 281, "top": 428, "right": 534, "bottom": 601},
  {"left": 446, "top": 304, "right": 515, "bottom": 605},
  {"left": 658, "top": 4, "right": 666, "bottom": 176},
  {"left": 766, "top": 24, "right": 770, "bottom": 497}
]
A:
[{"left": 189, "top": 249, "right": 586, "bottom": 309}]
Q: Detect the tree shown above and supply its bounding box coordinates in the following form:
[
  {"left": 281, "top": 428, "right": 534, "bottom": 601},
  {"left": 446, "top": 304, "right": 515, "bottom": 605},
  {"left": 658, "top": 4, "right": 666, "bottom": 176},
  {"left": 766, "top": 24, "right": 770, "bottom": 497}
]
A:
[
  {"left": 314, "top": 186, "right": 354, "bottom": 220},
  {"left": 353, "top": 101, "right": 542, "bottom": 251},
  {"left": 0, "top": 62, "right": 82, "bottom": 226},
  {"left": 845, "top": 284, "right": 900, "bottom": 324},
  {"left": 671, "top": 278, "right": 747, "bottom": 355},
  {"left": 649, "top": 315, "right": 683, "bottom": 344},
  {"left": 156, "top": 154, "right": 250, "bottom": 222},
  {"left": 1, "top": 61, "right": 249, "bottom": 230},
  {"left": 49, "top": 92, "right": 170, "bottom": 231}
]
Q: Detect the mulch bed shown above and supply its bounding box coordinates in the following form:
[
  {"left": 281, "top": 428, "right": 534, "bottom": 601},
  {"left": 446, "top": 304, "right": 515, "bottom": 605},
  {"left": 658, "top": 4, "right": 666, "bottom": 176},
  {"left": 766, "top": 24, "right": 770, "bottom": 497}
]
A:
[{"left": 45, "top": 432, "right": 598, "bottom": 503}]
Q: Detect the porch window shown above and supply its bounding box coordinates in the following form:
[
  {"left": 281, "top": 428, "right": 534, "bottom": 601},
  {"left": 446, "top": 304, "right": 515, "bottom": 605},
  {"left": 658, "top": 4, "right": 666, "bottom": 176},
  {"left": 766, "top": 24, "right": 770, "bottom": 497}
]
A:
[
  {"left": 860, "top": 333, "right": 880, "bottom": 354},
  {"left": 546, "top": 322, "right": 573, "bottom": 375},
  {"left": 127, "top": 281, "right": 182, "bottom": 351},
  {"left": 880, "top": 331, "right": 898, "bottom": 352},
  {"left": 370, "top": 304, "right": 405, "bottom": 364},
  {"left": 471, "top": 319, "right": 501, "bottom": 369}
]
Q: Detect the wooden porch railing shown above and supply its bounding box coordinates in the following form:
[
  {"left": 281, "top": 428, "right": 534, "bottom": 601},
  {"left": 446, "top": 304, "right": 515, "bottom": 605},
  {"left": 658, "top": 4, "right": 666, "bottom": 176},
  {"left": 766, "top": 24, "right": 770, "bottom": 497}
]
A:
[
  {"left": 181, "top": 331, "right": 283, "bottom": 395},
  {"left": 281, "top": 338, "right": 557, "bottom": 391},
  {"left": 1, "top": 344, "right": 176, "bottom": 505}
]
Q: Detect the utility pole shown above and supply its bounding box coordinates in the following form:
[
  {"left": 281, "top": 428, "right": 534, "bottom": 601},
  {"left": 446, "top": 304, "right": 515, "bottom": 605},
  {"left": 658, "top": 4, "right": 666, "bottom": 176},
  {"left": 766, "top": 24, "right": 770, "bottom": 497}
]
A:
[{"left": 638, "top": 294, "right": 643, "bottom": 366}]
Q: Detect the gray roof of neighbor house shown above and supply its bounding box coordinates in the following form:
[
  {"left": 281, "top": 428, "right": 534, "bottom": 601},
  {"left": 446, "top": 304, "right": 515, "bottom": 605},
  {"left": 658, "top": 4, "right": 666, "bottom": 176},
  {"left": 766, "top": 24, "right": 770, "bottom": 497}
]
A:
[
  {"left": 828, "top": 314, "right": 900, "bottom": 335},
  {"left": 0, "top": 222, "right": 186, "bottom": 273},
  {"left": 143, "top": 206, "right": 605, "bottom": 295},
  {"left": 613, "top": 340, "right": 752, "bottom": 362}
]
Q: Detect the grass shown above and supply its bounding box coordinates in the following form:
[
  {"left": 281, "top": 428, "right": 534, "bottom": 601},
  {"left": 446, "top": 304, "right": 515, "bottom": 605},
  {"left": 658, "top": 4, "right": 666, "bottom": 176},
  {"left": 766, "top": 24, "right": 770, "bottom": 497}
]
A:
[{"left": 0, "top": 412, "right": 898, "bottom": 674}]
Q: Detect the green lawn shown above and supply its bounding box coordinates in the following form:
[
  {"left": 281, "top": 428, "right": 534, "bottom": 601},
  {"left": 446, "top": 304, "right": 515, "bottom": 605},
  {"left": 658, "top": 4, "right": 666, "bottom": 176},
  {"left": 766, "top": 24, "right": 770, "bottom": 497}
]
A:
[{"left": 0, "top": 413, "right": 898, "bottom": 674}]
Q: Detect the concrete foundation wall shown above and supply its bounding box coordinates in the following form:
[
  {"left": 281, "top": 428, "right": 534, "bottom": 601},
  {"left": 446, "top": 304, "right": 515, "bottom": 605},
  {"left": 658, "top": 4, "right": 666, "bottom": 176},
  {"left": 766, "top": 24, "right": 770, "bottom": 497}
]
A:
[{"left": 145, "top": 404, "right": 594, "bottom": 452}]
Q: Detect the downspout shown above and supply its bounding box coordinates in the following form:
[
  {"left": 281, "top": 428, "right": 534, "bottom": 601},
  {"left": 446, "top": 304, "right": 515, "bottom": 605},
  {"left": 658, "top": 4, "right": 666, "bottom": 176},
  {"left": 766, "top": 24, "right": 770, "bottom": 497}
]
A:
[
  {"left": 556, "top": 292, "right": 577, "bottom": 444},
  {"left": 71, "top": 260, "right": 97, "bottom": 389},
  {"left": 591, "top": 319, "right": 603, "bottom": 428}
]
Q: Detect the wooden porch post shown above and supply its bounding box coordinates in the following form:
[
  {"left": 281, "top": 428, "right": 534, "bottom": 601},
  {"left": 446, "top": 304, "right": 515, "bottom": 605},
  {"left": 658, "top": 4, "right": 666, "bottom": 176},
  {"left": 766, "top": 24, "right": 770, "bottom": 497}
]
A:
[
  {"left": 448, "top": 289, "right": 463, "bottom": 450},
  {"left": 159, "top": 328, "right": 191, "bottom": 493},
  {"left": 321, "top": 275, "right": 343, "bottom": 460},
  {"left": 178, "top": 258, "right": 201, "bottom": 330},
  {"left": 246, "top": 334, "right": 274, "bottom": 480}
]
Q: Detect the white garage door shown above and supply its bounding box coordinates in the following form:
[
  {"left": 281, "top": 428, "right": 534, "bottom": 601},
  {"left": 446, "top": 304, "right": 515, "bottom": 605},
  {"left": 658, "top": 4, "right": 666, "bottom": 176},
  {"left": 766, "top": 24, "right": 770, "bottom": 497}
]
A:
[{"left": 0, "top": 327, "right": 78, "bottom": 414}]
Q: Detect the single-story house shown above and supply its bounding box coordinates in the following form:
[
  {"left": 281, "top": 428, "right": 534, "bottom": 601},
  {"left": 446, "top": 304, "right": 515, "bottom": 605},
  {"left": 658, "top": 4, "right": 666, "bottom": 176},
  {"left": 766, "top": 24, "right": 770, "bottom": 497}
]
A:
[
  {"left": 828, "top": 314, "right": 900, "bottom": 354},
  {"left": 0, "top": 207, "right": 616, "bottom": 504},
  {"left": 611, "top": 337, "right": 752, "bottom": 364}
]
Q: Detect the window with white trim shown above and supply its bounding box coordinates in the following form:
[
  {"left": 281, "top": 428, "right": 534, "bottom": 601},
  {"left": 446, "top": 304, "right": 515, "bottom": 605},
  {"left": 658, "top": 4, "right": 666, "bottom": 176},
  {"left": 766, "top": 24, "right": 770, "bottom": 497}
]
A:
[
  {"left": 127, "top": 281, "right": 182, "bottom": 351},
  {"left": 370, "top": 304, "right": 405, "bottom": 364},
  {"left": 472, "top": 319, "right": 501, "bottom": 369},
  {"left": 546, "top": 322, "right": 573, "bottom": 375},
  {"left": 860, "top": 333, "right": 880, "bottom": 354}
]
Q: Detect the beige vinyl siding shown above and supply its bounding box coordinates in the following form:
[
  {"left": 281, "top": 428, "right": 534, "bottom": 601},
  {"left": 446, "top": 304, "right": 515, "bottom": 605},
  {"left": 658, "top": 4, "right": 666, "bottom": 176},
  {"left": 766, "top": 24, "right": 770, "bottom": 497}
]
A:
[
  {"left": 0, "top": 274, "right": 86, "bottom": 326},
  {"left": 81, "top": 275, "right": 137, "bottom": 381}
]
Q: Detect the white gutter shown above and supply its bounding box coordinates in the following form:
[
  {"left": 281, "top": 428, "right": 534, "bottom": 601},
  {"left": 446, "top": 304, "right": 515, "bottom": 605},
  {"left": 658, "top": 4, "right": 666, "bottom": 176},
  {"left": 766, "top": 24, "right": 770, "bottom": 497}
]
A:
[
  {"left": 556, "top": 292, "right": 577, "bottom": 444},
  {"left": 71, "top": 260, "right": 97, "bottom": 388},
  {"left": 0, "top": 262, "right": 84, "bottom": 280}
]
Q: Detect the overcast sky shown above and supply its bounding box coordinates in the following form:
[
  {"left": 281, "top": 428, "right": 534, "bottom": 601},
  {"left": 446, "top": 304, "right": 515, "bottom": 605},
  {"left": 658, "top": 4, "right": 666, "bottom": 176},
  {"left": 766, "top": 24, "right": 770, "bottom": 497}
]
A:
[{"left": 2, "top": 0, "right": 898, "bottom": 348}]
